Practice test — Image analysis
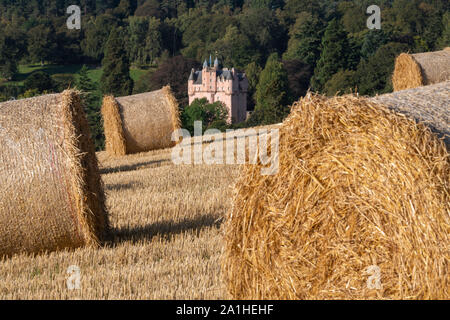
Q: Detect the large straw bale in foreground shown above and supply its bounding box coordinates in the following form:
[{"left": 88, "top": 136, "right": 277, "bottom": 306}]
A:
[
  {"left": 392, "top": 48, "right": 450, "bottom": 91},
  {"left": 0, "top": 91, "right": 109, "bottom": 257},
  {"left": 101, "top": 86, "right": 180, "bottom": 156},
  {"left": 223, "top": 87, "right": 449, "bottom": 299}
]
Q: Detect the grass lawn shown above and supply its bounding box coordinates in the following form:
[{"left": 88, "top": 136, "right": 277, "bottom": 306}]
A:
[{"left": 9, "top": 64, "right": 149, "bottom": 87}]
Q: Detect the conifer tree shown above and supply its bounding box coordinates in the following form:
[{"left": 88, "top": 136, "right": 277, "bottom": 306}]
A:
[
  {"left": 101, "top": 28, "right": 134, "bottom": 96},
  {"left": 283, "top": 14, "right": 324, "bottom": 68},
  {"left": 244, "top": 61, "right": 262, "bottom": 111},
  {"left": 254, "top": 53, "right": 290, "bottom": 125},
  {"left": 77, "top": 65, "right": 95, "bottom": 93},
  {"left": 311, "top": 19, "right": 351, "bottom": 92},
  {"left": 77, "top": 65, "right": 104, "bottom": 150},
  {"left": 437, "top": 12, "right": 450, "bottom": 49}
]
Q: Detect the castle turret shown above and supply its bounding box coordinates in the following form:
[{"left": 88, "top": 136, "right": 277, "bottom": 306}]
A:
[
  {"left": 188, "top": 68, "right": 195, "bottom": 96},
  {"left": 214, "top": 57, "right": 219, "bottom": 70},
  {"left": 188, "top": 68, "right": 195, "bottom": 81}
]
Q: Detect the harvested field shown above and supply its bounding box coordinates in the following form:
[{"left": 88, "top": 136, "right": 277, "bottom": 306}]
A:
[
  {"left": 180, "top": 123, "right": 282, "bottom": 146},
  {"left": 0, "top": 89, "right": 447, "bottom": 299},
  {"left": 0, "top": 143, "right": 240, "bottom": 298}
]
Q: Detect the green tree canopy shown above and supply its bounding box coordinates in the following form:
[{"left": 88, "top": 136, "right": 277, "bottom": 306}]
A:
[
  {"left": 356, "top": 42, "right": 409, "bottom": 96},
  {"left": 76, "top": 65, "right": 104, "bottom": 150},
  {"left": 360, "top": 30, "right": 391, "bottom": 60},
  {"left": 437, "top": 12, "right": 450, "bottom": 49},
  {"left": 182, "top": 98, "right": 229, "bottom": 134},
  {"left": 81, "top": 14, "right": 119, "bottom": 62},
  {"left": 24, "top": 71, "right": 54, "bottom": 93},
  {"left": 134, "top": 55, "right": 200, "bottom": 108},
  {"left": 0, "top": 22, "right": 26, "bottom": 80},
  {"left": 311, "top": 19, "right": 352, "bottom": 92},
  {"left": 282, "top": 59, "right": 313, "bottom": 102},
  {"left": 254, "top": 53, "right": 290, "bottom": 125},
  {"left": 100, "top": 28, "right": 134, "bottom": 96},
  {"left": 323, "top": 69, "right": 357, "bottom": 96},
  {"left": 128, "top": 16, "right": 162, "bottom": 66},
  {"left": 238, "top": 7, "right": 287, "bottom": 64},
  {"left": 337, "top": 1, "right": 366, "bottom": 34},
  {"left": 244, "top": 61, "right": 262, "bottom": 111},
  {"left": 27, "top": 24, "right": 57, "bottom": 65},
  {"left": 180, "top": 10, "right": 235, "bottom": 61},
  {"left": 212, "top": 25, "right": 257, "bottom": 70},
  {"left": 283, "top": 13, "right": 324, "bottom": 68}
]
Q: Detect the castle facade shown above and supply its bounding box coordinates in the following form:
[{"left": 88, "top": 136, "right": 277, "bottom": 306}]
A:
[{"left": 188, "top": 58, "right": 248, "bottom": 123}]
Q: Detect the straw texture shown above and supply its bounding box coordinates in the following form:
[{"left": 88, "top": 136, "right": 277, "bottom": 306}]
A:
[
  {"left": 102, "top": 95, "right": 127, "bottom": 156},
  {"left": 372, "top": 81, "right": 449, "bottom": 146},
  {"left": 0, "top": 90, "right": 109, "bottom": 257},
  {"left": 392, "top": 48, "right": 450, "bottom": 91},
  {"left": 222, "top": 90, "right": 449, "bottom": 299},
  {"left": 101, "top": 86, "right": 180, "bottom": 156}
]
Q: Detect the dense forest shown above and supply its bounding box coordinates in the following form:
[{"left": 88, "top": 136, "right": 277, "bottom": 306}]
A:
[{"left": 0, "top": 0, "right": 449, "bottom": 148}]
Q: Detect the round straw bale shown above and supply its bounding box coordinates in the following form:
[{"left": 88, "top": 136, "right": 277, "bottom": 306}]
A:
[
  {"left": 101, "top": 86, "right": 180, "bottom": 156},
  {"left": 392, "top": 48, "right": 450, "bottom": 91},
  {"left": 372, "top": 80, "right": 449, "bottom": 147},
  {"left": 222, "top": 92, "right": 449, "bottom": 299},
  {"left": 0, "top": 90, "right": 109, "bottom": 257}
]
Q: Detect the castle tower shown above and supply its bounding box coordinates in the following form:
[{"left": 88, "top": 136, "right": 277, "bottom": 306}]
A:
[{"left": 188, "top": 57, "right": 248, "bottom": 124}]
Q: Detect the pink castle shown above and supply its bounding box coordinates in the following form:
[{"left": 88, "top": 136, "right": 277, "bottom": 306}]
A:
[{"left": 188, "top": 57, "right": 248, "bottom": 123}]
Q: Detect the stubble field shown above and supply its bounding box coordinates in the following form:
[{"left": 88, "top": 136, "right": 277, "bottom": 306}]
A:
[{"left": 0, "top": 147, "right": 239, "bottom": 299}]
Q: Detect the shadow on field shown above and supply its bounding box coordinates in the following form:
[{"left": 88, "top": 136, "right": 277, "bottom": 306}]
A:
[
  {"left": 105, "top": 181, "right": 142, "bottom": 192},
  {"left": 110, "top": 214, "right": 223, "bottom": 245},
  {"left": 100, "top": 158, "right": 172, "bottom": 174}
]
